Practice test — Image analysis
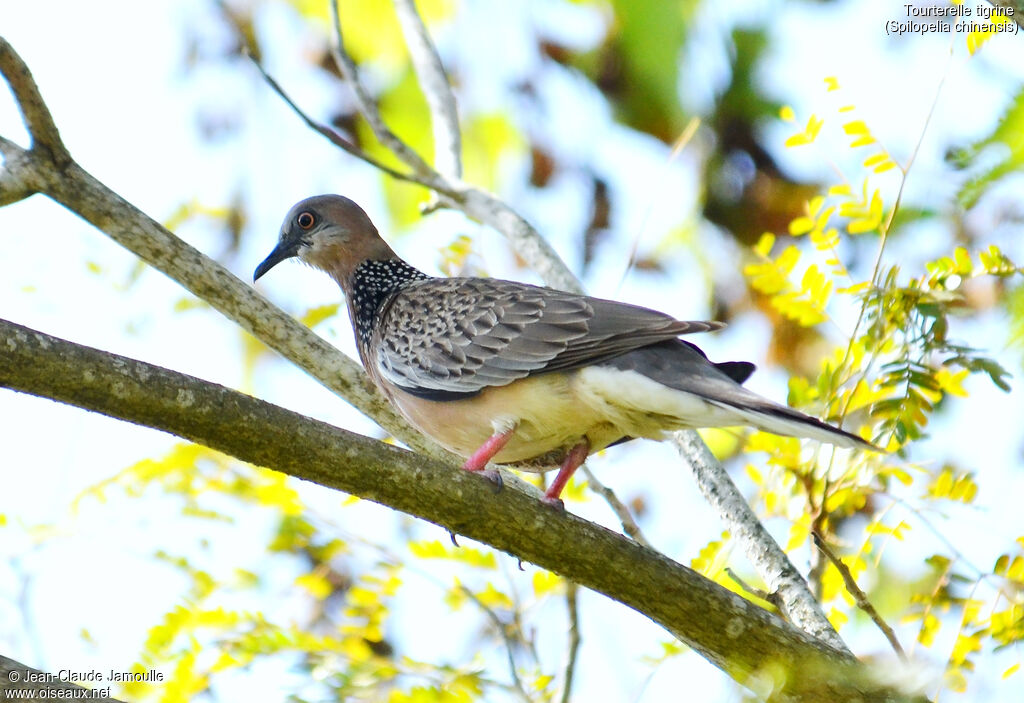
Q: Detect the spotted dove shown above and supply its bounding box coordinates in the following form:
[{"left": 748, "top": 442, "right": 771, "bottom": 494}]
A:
[{"left": 255, "top": 195, "right": 874, "bottom": 506}]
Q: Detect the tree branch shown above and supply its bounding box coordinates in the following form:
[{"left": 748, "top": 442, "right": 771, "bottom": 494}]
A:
[
  {"left": 453, "top": 582, "right": 531, "bottom": 703},
  {"left": 327, "top": 0, "right": 435, "bottom": 178},
  {"left": 581, "top": 465, "right": 651, "bottom": 548},
  {"left": 813, "top": 533, "right": 907, "bottom": 661},
  {"left": 0, "top": 136, "right": 39, "bottom": 206},
  {"left": 0, "top": 318, "right": 924, "bottom": 703},
  {"left": 0, "top": 38, "right": 69, "bottom": 166},
  {"left": 674, "top": 432, "right": 851, "bottom": 653},
  {"left": 0, "top": 37, "right": 434, "bottom": 457},
  {"left": 248, "top": 56, "right": 435, "bottom": 188},
  {"left": 392, "top": 0, "right": 463, "bottom": 179},
  {"left": 557, "top": 582, "right": 581, "bottom": 703},
  {"left": 321, "top": 4, "right": 580, "bottom": 291}
]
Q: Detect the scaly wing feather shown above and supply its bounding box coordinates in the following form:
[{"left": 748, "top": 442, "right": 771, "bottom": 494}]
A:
[{"left": 373, "top": 278, "right": 722, "bottom": 398}]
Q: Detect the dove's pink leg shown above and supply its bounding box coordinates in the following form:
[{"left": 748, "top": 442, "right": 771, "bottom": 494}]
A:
[
  {"left": 542, "top": 440, "right": 590, "bottom": 508},
  {"left": 460, "top": 430, "right": 515, "bottom": 490},
  {"left": 461, "top": 430, "right": 515, "bottom": 473}
]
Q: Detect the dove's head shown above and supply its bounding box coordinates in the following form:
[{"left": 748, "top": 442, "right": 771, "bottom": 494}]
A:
[{"left": 254, "top": 195, "right": 397, "bottom": 284}]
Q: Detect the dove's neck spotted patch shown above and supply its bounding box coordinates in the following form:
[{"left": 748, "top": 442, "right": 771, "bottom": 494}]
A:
[{"left": 350, "top": 259, "right": 430, "bottom": 346}]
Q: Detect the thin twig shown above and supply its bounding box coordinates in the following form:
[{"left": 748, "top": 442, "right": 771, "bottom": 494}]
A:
[
  {"left": 324, "top": 0, "right": 580, "bottom": 291},
  {"left": 616, "top": 116, "right": 701, "bottom": 295},
  {"left": 725, "top": 567, "right": 772, "bottom": 603},
  {"left": 880, "top": 492, "right": 1019, "bottom": 603},
  {"left": 247, "top": 54, "right": 435, "bottom": 188},
  {"left": 253, "top": 61, "right": 584, "bottom": 294},
  {"left": 327, "top": 0, "right": 434, "bottom": 177},
  {"left": 835, "top": 40, "right": 954, "bottom": 429},
  {"left": 455, "top": 582, "right": 532, "bottom": 703},
  {"left": 0, "top": 136, "right": 38, "bottom": 205},
  {"left": 581, "top": 465, "right": 651, "bottom": 548},
  {"left": 558, "top": 581, "right": 581, "bottom": 703},
  {"left": 222, "top": 6, "right": 409, "bottom": 183},
  {"left": 725, "top": 567, "right": 792, "bottom": 620},
  {"left": 392, "top": 0, "right": 462, "bottom": 179},
  {"left": 0, "top": 37, "right": 70, "bottom": 165},
  {"left": 812, "top": 532, "right": 907, "bottom": 662},
  {"left": 498, "top": 558, "right": 544, "bottom": 668}
]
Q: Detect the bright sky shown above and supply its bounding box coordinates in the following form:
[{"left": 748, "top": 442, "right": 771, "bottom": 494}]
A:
[{"left": 2, "top": 0, "right": 1024, "bottom": 701}]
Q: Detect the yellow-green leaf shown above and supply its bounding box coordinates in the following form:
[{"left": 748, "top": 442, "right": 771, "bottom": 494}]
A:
[
  {"left": 745, "top": 464, "right": 764, "bottom": 486},
  {"left": 754, "top": 232, "right": 775, "bottom": 257},
  {"left": 789, "top": 216, "right": 815, "bottom": 236},
  {"left": 475, "top": 583, "right": 513, "bottom": 609},
  {"left": 785, "top": 114, "right": 824, "bottom": 148},
  {"left": 935, "top": 367, "right": 970, "bottom": 397},
  {"left": 532, "top": 570, "right": 561, "bottom": 597},
  {"left": 786, "top": 514, "right": 811, "bottom": 552},
  {"left": 917, "top": 612, "right": 941, "bottom": 647},
  {"left": 967, "top": 15, "right": 1013, "bottom": 55},
  {"left": 300, "top": 303, "right": 340, "bottom": 328},
  {"left": 827, "top": 607, "right": 848, "bottom": 629}
]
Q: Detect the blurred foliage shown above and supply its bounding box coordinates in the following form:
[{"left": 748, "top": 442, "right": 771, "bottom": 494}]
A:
[
  {"left": 70, "top": 444, "right": 565, "bottom": 703},
  {"left": 589, "top": 0, "right": 692, "bottom": 141},
  {"left": 733, "top": 80, "right": 1023, "bottom": 695},
  {"left": 702, "top": 29, "right": 824, "bottom": 248},
  {"left": 950, "top": 86, "right": 1024, "bottom": 210}
]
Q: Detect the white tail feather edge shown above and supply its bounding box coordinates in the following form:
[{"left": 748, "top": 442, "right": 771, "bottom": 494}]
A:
[{"left": 709, "top": 401, "right": 865, "bottom": 448}]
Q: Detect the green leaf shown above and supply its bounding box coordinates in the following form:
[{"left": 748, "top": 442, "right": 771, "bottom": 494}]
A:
[
  {"left": 954, "top": 87, "right": 1024, "bottom": 209},
  {"left": 604, "top": 0, "right": 692, "bottom": 139}
]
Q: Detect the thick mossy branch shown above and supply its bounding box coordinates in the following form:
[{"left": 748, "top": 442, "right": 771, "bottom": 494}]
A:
[{"left": 0, "top": 318, "right": 924, "bottom": 703}]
